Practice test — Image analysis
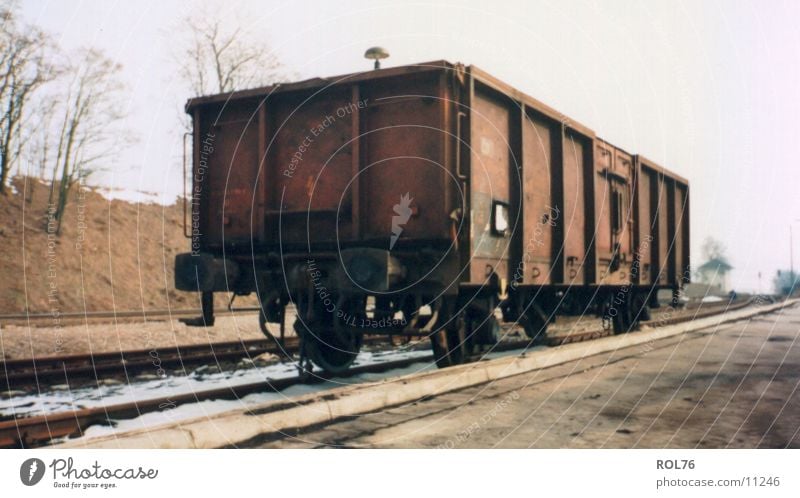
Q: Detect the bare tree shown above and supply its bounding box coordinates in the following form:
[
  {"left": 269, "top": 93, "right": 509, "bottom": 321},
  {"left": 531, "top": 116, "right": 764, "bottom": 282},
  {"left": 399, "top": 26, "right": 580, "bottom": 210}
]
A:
[
  {"left": 22, "top": 96, "right": 58, "bottom": 180},
  {"left": 773, "top": 270, "right": 799, "bottom": 296},
  {"left": 47, "top": 48, "right": 129, "bottom": 232},
  {"left": 0, "top": 0, "right": 54, "bottom": 193},
  {"left": 174, "top": 7, "right": 287, "bottom": 96},
  {"left": 701, "top": 236, "right": 729, "bottom": 264}
]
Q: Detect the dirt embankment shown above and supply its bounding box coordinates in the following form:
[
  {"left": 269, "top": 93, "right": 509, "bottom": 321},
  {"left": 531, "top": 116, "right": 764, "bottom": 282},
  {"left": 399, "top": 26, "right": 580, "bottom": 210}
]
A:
[{"left": 0, "top": 176, "right": 194, "bottom": 314}]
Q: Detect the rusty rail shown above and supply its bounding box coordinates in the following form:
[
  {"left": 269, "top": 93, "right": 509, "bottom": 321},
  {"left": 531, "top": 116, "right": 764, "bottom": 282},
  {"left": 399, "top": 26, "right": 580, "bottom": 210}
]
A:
[
  {"left": 1, "top": 299, "right": 745, "bottom": 390},
  {"left": 545, "top": 298, "right": 752, "bottom": 346},
  {"left": 1, "top": 337, "right": 294, "bottom": 390},
  {"left": 0, "top": 307, "right": 261, "bottom": 323},
  {"left": 0, "top": 355, "right": 433, "bottom": 448},
  {"left": 0, "top": 299, "right": 751, "bottom": 448}
]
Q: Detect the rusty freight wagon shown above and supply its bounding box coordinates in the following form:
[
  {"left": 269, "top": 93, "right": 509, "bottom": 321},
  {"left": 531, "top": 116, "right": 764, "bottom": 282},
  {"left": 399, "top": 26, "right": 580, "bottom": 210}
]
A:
[{"left": 175, "top": 59, "right": 690, "bottom": 373}]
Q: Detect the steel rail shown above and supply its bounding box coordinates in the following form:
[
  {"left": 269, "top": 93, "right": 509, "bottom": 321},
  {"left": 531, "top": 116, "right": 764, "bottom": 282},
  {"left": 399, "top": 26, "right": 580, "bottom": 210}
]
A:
[
  {"left": 0, "top": 307, "right": 261, "bottom": 323},
  {"left": 1, "top": 299, "right": 746, "bottom": 389},
  {"left": 0, "top": 299, "right": 749, "bottom": 448}
]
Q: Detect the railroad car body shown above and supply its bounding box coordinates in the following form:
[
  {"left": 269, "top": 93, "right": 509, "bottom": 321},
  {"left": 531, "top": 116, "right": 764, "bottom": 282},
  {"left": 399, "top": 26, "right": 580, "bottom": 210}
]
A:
[{"left": 175, "top": 61, "right": 690, "bottom": 372}]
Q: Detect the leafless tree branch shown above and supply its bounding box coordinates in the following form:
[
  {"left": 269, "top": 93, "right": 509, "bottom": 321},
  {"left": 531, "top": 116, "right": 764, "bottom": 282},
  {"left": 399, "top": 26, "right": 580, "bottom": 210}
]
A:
[
  {"left": 172, "top": 5, "right": 289, "bottom": 97},
  {"left": 0, "top": 0, "right": 56, "bottom": 193}
]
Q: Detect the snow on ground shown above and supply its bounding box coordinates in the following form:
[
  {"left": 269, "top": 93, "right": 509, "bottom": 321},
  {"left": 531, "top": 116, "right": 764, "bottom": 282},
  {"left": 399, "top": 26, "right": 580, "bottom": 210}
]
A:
[{"left": 1, "top": 348, "right": 434, "bottom": 442}]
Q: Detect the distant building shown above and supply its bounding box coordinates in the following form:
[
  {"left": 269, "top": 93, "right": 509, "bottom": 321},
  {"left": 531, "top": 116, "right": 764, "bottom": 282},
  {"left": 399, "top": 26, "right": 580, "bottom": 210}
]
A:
[{"left": 696, "top": 258, "right": 734, "bottom": 293}]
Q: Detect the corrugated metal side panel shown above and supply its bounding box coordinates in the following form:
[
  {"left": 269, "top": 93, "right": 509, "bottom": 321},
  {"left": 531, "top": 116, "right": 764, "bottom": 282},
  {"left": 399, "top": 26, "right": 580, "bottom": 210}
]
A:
[
  {"left": 636, "top": 156, "right": 689, "bottom": 287},
  {"left": 682, "top": 183, "right": 691, "bottom": 283},
  {"left": 674, "top": 181, "right": 691, "bottom": 285},
  {"left": 655, "top": 172, "right": 670, "bottom": 285},
  {"left": 633, "top": 159, "right": 654, "bottom": 284},
  {"left": 196, "top": 101, "right": 262, "bottom": 250},
  {"left": 265, "top": 87, "right": 355, "bottom": 245},
  {"left": 259, "top": 71, "right": 452, "bottom": 249},
  {"left": 616, "top": 149, "right": 635, "bottom": 281},
  {"left": 360, "top": 72, "right": 452, "bottom": 245},
  {"left": 520, "top": 110, "right": 557, "bottom": 285},
  {"left": 561, "top": 131, "right": 593, "bottom": 285},
  {"left": 593, "top": 141, "right": 634, "bottom": 285},
  {"left": 469, "top": 84, "right": 512, "bottom": 283},
  {"left": 594, "top": 142, "right": 614, "bottom": 267},
  {"left": 461, "top": 66, "right": 689, "bottom": 291}
]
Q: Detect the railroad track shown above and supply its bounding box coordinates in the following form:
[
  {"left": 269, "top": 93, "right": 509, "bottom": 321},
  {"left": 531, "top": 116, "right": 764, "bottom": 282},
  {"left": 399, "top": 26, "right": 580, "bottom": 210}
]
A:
[
  {"left": 0, "top": 354, "right": 435, "bottom": 448},
  {"left": 0, "top": 298, "right": 750, "bottom": 448},
  {"left": 0, "top": 298, "right": 745, "bottom": 391},
  {"left": 1, "top": 299, "right": 740, "bottom": 389},
  {"left": 0, "top": 337, "right": 292, "bottom": 390},
  {"left": 0, "top": 332, "right": 430, "bottom": 390},
  {"left": 0, "top": 307, "right": 261, "bottom": 325},
  {"left": 544, "top": 298, "right": 752, "bottom": 346}
]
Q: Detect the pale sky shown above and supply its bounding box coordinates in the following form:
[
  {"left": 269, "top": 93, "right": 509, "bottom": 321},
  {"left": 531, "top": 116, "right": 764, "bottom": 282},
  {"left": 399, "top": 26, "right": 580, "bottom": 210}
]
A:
[{"left": 18, "top": 0, "right": 800, "bottom": 293}]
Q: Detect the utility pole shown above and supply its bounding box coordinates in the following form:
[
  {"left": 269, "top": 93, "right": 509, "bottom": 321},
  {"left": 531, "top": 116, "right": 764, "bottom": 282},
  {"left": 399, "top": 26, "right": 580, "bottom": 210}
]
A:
[{"left": 791, "top": 219, "right": 800, "bottom": 295}]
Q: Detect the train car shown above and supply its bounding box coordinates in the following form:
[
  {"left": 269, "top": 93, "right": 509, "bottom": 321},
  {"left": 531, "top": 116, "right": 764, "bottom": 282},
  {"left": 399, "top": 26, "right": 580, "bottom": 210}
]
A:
[{"left": 174, "top": 60, "right": 690, "bottom": 373}]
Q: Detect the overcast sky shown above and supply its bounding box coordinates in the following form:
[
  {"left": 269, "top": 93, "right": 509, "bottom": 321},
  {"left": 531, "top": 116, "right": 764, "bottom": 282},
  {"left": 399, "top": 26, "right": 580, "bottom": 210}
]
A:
[{"left": 18, "top": 0, "right": 800, "bottom": 292}]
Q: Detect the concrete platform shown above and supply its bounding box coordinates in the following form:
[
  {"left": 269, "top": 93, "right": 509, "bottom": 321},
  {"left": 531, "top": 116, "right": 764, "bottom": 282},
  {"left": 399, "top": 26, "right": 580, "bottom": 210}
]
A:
[
  {"left": 248, "top": 304, "right": 800, "bottom": 449},
  {"left": 53, "top": 299, "right": 796, "bottom": 449}
]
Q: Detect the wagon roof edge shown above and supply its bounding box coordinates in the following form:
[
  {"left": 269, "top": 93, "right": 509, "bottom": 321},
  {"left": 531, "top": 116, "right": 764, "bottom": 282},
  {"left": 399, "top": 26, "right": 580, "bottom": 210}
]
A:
[
  {"left": 467, "top": 64, "right": 596, "bottom": 137},
  {"left": 183, "top": 60, "right": 688, "bottom": 184},
  {"left": 635, "top": 154, "right": 689, "bottom": 186},
  {"left": 184, "top": 60, "right": 456, "bottom": 112}
]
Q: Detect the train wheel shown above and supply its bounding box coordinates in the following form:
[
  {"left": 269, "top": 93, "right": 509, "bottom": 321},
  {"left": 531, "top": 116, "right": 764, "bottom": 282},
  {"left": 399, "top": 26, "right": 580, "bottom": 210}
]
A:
[
  {"left": 303, "top": 329, "right": 362, "bottom": 375},
  {"left": 520, "top": 313, "right": 547, "bottom": 344},
  {"left": 294, "top": 295, "right": 363, "bottom": 375},
  {"left": 258, "top": 292, "right": 282, "bottom": 338},
  {"left": 429, "top": 298, "right": 473, "bottom": 368},
  {"left": 295, "top": 317, "right": 363, "bottom": 374},
  {"left": 473, "top": 313, "right": 500, "bottom": 345},
  {"left": 629, "top": 292, "right": 651, "bottom": 329},
  {"left": 617, "top": 294, "right": 635, "bottom": 334},
  {"left": 602, "top": 294, "right": 631, "bottom": 334},
  {"left": 431, "top": 314, "right": 469, "bottom": 367},
  {"left": 519, "top": 304, "right": 549, "bottom": 344}
]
